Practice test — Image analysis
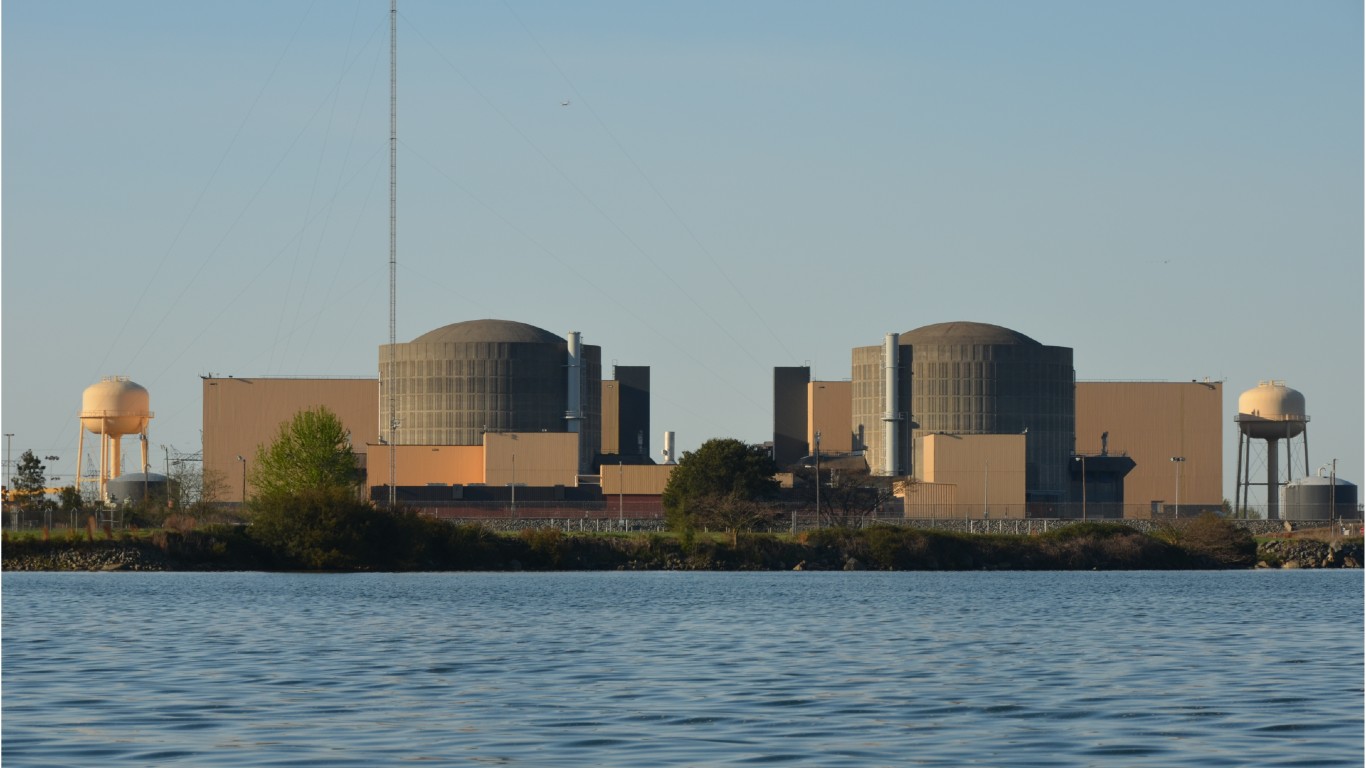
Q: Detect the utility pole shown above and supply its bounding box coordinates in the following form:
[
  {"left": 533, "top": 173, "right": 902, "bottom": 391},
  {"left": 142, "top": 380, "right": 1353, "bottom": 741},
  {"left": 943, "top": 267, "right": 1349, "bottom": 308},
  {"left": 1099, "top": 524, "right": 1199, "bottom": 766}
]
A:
[{"left": 386, "top": 0, "right": 398, "bottom": 509}]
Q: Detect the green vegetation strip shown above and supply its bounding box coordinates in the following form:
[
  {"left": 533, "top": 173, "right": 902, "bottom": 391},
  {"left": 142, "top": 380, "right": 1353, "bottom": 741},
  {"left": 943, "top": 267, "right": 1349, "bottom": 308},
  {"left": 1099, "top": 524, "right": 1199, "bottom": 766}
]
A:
[{"left": 10, "top": 514, "right": 1348, "bottom": 573}]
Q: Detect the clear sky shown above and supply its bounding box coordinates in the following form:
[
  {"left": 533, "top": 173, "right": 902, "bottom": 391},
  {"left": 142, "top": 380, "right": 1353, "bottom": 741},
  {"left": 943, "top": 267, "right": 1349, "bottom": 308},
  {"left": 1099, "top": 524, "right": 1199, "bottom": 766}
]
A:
[{"left": 3, "top": 0, "right": 1362, "bottom": 504}]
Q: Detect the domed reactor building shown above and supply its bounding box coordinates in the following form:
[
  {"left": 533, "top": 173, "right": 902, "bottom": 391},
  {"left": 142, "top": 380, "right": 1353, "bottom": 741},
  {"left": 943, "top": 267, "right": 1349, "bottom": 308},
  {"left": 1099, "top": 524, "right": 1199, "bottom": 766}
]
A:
[
  {"left": 380, "top": 319, "right": 602, "bottom": 472},
  {"left": 851, "top": 322, "right": 1075, "bottom": 503}
]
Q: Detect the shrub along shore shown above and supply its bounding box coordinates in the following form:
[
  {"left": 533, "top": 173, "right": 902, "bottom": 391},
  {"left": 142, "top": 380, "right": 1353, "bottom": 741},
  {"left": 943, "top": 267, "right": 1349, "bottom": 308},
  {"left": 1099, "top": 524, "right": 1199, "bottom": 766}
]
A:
[{"left": 3, "top": 515, "right": 1360, "bottom": 572}]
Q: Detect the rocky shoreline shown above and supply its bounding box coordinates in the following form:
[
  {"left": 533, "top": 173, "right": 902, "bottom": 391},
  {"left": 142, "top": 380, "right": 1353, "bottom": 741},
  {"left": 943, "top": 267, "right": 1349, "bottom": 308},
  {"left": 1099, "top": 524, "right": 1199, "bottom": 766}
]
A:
[{"left": 1257, "top": 538, "right": 1362, "bottom": 569}]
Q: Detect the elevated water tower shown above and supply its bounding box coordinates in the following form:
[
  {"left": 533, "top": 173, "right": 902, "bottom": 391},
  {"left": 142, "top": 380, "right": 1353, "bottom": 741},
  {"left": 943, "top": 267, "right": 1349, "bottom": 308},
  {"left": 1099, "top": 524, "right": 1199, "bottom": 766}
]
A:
[
  {"left": 77, "top": 377, "right": 154, "bottom": 502},
  {"left": 1234, "top": 380, "right": 1308, "bottom": 520}
]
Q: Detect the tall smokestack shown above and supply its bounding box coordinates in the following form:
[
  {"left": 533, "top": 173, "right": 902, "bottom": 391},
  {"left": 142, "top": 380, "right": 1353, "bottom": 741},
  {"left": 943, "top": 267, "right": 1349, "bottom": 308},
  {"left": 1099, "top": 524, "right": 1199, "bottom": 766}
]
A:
[
  {"left": 566, "top": 331, "right": 583, "bottom": 433},
  {"left": 882, "top": 332, "right": 900, "bottom": 476}
]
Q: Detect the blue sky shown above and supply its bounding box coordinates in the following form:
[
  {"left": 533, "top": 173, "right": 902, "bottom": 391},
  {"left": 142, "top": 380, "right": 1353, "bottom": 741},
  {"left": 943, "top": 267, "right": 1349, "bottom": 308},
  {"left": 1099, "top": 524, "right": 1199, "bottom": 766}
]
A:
[{"left": 3, "top": 0, "right": 1361, "bottom": 503}]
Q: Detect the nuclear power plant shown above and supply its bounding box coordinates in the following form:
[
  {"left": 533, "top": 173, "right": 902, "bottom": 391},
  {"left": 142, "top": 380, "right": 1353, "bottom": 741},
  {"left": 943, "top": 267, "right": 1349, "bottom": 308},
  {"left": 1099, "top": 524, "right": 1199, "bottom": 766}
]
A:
[{"left": 56, "top": 314, "right": 1335, "bottom": 523}]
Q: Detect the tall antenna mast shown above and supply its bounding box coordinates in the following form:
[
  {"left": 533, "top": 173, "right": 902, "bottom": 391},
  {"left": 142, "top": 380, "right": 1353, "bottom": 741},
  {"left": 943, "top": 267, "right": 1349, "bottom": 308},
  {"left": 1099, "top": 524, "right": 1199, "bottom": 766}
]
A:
[{"left": 387, "top": 0, "right": 397, "bottom": 507}]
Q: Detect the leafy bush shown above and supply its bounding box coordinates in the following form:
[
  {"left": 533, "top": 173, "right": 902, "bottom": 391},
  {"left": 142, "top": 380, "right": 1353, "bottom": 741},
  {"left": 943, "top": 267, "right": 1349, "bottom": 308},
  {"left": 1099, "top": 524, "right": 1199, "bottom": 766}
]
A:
[
  {"left": 248, "top": 488, "right": 403, "bottom": 570},
  {"left": 1042, "top": 522, "right": 1139, "bottom": 542},
  {"left": 518, "top": 527, "right": 566, "bottom": 568},
  {"left": 1168, "top": 513, "right": 1256, "bottom": 568}
]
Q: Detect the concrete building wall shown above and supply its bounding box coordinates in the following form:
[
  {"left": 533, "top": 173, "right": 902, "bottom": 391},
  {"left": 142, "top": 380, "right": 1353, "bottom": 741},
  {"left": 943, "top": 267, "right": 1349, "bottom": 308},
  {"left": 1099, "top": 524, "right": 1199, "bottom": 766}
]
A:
[
  {"left": 773, "top": 366, "right": 811, "bottom": 466},
  {"left": 852, "top": 322, "right": 1074, "bottom": 500},
  {"left": 378, "top": 320, "right": 601, "bottom": 473},
  {"left": 851, "top": 344, "right": 911, "bottom": 472},
  {"left": 364, "top": 444, "right": 484, "bottom": 488},
  {"left": 202, "top": 377, "right": 379, "bottom": 503},
  {"left": 1075, "top": 381, "right": 1223, "bottom": 512},
  {"left": 602, "top": 366, "right": 650, "bottom": 458},
  {"left": 614, "top": 366, "right": 650, "bottom": 458},
  {"left": 483, "top": 432, "right": 580, "bottom": 488},
  {"left": 808, "top": 381, "right": 853, "bottom": 454},
  {"left": 917, "top": 433, "right": 1027, "bottom": 517}
]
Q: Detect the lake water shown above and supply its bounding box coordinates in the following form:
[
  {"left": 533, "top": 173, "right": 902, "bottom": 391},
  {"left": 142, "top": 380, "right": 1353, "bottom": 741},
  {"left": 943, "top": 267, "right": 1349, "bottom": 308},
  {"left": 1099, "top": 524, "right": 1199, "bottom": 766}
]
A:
[{"left": 2, "top": 571, "right": 1362, "bottom": 767}]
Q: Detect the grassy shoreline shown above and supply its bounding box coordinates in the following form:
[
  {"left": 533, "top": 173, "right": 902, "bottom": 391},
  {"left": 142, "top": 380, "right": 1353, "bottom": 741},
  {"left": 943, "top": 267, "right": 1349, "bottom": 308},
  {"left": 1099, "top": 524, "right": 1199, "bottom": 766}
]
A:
[{"left": 6, "top": 519, "right": 1356, "bottom": 572}]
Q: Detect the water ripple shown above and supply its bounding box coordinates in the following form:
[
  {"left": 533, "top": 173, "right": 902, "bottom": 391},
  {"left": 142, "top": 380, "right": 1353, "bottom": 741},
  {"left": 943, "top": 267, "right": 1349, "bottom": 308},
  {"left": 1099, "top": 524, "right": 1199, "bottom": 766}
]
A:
[{"left": 3, "top": 570, "right": 1361, "bottom": 767}]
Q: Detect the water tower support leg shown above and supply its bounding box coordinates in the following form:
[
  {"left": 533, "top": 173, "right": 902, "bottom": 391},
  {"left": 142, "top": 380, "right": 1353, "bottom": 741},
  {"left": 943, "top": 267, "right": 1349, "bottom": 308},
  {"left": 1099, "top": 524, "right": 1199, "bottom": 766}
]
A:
[
  {"left": 1234, "top": 431, "right": 1244, "bottom": 514},
  {"left": 77, "top": 427, "right": 86, "bottom": 498},
  {"left": 1301, "top": 423, "right": 1309, "bottom": 478}
]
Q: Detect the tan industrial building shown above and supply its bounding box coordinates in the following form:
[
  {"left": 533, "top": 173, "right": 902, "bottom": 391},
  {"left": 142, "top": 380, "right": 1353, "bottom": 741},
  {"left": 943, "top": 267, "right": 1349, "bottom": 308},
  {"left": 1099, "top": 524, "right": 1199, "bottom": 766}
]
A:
[
  {"left": 203, "top": 377, "right": 380, "bottom": 503},
  {"left": 1075, "top": 381, "right": 1222, "bottom": 516},
  {"left": 808, "top": 381, "right": 853, "bottom": 454},
  {"left": 912, "top": 434, "right": 1028, "bottom": 518}
]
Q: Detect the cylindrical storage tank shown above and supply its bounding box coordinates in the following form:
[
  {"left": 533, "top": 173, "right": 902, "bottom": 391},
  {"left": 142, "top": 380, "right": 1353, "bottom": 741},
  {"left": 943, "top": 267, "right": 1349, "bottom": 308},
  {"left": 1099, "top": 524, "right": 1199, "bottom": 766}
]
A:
[
  {"left": 105, "top": 472, "right": 173, "bottom": 505},
  {"left": 80, "top": 377, "right": 152, "bottom": 435},
  {"left": 566, "top": 331, "right": 583, "bottom": 433},
  {"left": 1237, "top": 381, "right": 1307, "bottom": 439},
  {"left": 1281, "top": 476, "right": 1357, "bottom": 521}
]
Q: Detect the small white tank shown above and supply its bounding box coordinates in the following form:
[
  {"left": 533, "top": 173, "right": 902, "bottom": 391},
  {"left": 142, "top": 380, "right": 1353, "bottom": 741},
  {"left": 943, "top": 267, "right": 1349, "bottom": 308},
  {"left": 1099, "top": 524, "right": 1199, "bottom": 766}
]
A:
[
  {"left": 1237, "top": 380, "right": 1306, "bottom": 439},
  {"left": 661, "top": 431, "right": 676, "bottom": 464},
  {"left": 80, "top": 377, "right": 152, "bottom": 436}
]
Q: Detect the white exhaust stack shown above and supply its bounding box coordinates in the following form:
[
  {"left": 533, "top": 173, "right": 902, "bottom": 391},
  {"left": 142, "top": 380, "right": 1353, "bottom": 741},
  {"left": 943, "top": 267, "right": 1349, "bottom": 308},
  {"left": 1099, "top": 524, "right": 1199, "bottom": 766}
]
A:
[
  {"left": 566, "top": 331, "right": 583, "bottom": 433},
  {"left": 662, "top": 431, "right": 676, "bottom": 464},
  {"left": 882, "top": 332, "right": 900, "bottom": 476}
]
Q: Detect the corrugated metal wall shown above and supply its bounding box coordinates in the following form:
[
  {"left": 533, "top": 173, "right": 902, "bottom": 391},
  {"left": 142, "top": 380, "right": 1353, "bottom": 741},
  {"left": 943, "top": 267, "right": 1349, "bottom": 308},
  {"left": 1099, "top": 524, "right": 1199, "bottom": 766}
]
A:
[
  {"left": 808, "top": 381, "right": 853, "bottom": 453},
  {"left": 483, "top": 432, "right": 579, "bottom": 488},
  {"left": 601, "top": 381, "right": 621, "bottom": 454},
  {"left": 902, "top": 481, "right": 957, "bottom": 518},
  {"left": 202, "top": 377, "right": 379, "bottom": 503},
  {"left": 1075, "top": 382, "right": 1222, "bottom": 508},
  {"left": 600, "top": 464, "right": 675, "bottom": 495},
  {"left": 918, "top": 433, "right": 1027, "bottom": 516},
  {"left": 363, "top": 444, "right": 483, "bottom": 487}
]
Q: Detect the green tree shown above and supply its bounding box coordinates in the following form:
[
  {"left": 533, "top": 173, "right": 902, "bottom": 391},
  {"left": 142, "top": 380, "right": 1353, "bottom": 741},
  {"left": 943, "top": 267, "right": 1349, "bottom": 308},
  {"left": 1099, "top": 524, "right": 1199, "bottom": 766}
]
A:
[
  {"left": 12, "top": 450, "right": 55, "bottom": 524},
  {"left": 663, "top": 438, "right": 779, "bottom": 531},
  {"left": 251, "top": 407, "right": 360, "bottom": 500},
  {"left": 57, "top": 485, "right": 85, "bottom": 527}
]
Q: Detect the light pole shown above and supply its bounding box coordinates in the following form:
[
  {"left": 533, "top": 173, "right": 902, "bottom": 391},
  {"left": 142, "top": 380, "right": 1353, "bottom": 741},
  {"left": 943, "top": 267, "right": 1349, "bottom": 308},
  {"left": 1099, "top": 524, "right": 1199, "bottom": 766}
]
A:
[
  {"left": 983, "top": 461, "right": 989, "bottom": 519},
  {"left": 814, "top": 430, "right": 822, "bottom": 528},
  {"left": 1170, "top": 456, "right": 1185, "bottom": 518},
  {"left": 1329, "top": 458, "right": 1337, "bottom": 529},
  {"left": 236, "top": 455, "right": 247, "bottom": 505},
  {"left": 4, "top": 433, "right": 13, "bottom": 492},
  {"left": 1074, "top": 455, "right": 1087, "bottom": 521}
]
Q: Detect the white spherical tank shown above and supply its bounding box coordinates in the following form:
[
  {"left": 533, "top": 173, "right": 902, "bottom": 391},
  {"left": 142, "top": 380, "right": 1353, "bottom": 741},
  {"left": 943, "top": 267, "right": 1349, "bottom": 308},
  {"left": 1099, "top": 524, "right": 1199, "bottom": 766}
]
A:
[
  {"left": 80, "top": 377, "right": 152, "bottom": 436},
  {"left": 1237, "top": 380, "right": 1306, "bottom": 439}
]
